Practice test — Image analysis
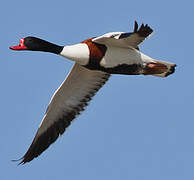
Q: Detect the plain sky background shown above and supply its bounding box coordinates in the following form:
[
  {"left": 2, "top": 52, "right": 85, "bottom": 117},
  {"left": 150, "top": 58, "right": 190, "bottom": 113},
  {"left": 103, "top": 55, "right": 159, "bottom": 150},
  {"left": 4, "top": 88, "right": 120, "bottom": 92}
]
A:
[{"left": 1, "top": 0, "right": 194, "bottom": 179}]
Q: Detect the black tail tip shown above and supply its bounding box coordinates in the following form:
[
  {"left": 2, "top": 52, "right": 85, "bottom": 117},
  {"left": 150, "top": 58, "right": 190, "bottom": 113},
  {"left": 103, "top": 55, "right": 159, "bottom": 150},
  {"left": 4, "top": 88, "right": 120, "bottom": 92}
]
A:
[{"left": 165, "top": 64, "right": 176, "bottom": 77}]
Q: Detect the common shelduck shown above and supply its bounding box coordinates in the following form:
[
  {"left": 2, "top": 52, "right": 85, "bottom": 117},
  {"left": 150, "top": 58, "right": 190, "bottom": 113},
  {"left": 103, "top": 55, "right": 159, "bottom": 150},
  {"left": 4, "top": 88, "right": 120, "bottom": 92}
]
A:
[{"left": 10, "top": 21, "right": 176, "bottom": 164}]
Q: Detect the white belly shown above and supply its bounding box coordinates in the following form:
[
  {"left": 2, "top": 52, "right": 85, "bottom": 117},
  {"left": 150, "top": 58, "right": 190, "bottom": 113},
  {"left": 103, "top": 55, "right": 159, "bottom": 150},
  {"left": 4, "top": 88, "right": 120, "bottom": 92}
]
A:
[{"left": 100, "top": 46, "right": 153, "bottom": 68}]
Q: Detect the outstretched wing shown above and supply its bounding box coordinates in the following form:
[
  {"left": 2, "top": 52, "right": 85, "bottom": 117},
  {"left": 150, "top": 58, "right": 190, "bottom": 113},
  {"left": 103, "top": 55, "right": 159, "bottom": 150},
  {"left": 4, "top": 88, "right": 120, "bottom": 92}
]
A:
[
  {"left": 92, "top": 21, "right": 153, "bottom": 49},
  {"left": 19, "top": 63, "right": 110, "bottom": 164}
]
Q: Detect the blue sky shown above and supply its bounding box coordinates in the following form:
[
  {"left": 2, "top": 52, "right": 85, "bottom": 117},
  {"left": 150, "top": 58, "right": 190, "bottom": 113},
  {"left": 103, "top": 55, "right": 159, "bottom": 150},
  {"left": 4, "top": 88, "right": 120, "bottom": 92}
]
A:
[{"left": 2, "top": 0, "right": 194, "bottom": 179}]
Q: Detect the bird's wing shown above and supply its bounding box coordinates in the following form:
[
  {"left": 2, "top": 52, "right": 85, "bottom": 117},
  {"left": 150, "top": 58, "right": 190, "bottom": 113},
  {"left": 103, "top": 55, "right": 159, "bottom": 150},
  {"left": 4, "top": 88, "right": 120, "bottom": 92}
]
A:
[
  {"left": 92, "top": 21, "right": 153, "bottom": 49},
  {"left": 19, "top": 63, "right": 110, "bottom": 164}
]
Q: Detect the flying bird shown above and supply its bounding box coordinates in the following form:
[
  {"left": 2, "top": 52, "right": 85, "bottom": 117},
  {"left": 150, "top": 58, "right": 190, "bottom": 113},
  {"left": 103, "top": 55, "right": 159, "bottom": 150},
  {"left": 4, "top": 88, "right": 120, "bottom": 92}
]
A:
[{"left": 10, "top": 21, "right": 176, "bottom": 164}]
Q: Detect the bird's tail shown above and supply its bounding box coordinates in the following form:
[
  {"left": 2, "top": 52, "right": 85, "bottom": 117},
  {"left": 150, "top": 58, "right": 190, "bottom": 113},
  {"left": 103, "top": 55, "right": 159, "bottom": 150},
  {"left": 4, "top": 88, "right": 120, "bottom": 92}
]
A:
[{"left": 143, "top": 59, "right": 176, "bottom": 77}]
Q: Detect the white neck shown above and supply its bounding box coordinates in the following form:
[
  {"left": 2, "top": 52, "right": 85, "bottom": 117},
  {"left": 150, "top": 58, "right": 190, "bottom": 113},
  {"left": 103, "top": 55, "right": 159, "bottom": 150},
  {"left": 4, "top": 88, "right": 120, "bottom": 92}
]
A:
[{"left": 60, "top": 43, "right": 89, "bottom": 65}]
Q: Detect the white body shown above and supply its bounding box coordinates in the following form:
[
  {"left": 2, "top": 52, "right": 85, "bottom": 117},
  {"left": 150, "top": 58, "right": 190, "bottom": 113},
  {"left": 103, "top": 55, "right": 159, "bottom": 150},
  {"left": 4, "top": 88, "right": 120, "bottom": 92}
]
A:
[
  {"left": 60, "top": 43, "right": 155, "bottom": 68},
  {"left": 100, "top": 46, "right": 154, "bottom": 68}
]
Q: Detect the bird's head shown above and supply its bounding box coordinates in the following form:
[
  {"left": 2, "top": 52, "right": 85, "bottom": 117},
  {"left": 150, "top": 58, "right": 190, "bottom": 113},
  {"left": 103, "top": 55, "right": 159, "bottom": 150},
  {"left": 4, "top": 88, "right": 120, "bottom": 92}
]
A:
[{"left": 10, "top": 36, "right": 63, "bottom": 54}]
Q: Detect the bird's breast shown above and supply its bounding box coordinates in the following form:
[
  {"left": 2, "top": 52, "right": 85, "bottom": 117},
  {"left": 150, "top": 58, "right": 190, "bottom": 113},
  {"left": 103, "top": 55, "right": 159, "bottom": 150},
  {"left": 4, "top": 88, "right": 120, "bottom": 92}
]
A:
[{"left": 60, "top": 43, "right": 90, "bottom": 65}]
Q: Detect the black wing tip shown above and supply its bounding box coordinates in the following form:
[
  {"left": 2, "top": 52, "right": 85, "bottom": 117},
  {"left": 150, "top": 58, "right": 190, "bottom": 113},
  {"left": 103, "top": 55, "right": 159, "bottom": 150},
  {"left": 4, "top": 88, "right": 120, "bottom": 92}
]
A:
[
  {"left": 11, "top": 157, "right": 26, "bottom": 165},
  {"left": 12, "top": 107, "right": 88, "bottom": 165},
  {"left": 134, "top": 21, "right": 138, "bottom": 32},
  {"left": 133, "top": 21, "right": 153, "bottom": 37},
  {"left": 13, "top": 111, "right": 79, "bottom": 165}
]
